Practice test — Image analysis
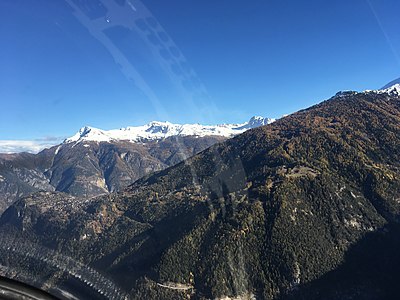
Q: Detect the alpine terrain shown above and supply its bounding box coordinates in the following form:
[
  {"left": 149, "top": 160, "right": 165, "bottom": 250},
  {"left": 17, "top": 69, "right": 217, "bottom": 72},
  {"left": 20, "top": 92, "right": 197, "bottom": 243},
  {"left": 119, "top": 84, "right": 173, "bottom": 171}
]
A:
[
  {"left": 1, "top": 84, "right": 400, "bottom": 299},
  {"left": 0, "top": 117, "right": 273, "bottom": 214}
]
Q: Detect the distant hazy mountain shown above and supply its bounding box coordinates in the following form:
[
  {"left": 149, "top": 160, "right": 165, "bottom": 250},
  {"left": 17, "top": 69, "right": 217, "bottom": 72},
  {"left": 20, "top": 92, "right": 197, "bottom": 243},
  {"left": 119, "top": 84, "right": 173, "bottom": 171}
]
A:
[
  {"left": 0, "top": 116, "right": 274, "bottom": 213},
  {"left": 1, "top": 88, "right": 400, "bottom": 299}
]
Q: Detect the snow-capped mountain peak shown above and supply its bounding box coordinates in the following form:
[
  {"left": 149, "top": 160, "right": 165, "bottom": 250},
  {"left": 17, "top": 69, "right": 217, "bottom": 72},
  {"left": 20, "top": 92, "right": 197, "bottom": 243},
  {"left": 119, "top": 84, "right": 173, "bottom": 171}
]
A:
[
  {"left": 247, "top": 116, "right": 274, "bottom": 127},
  {"left": 371, "top": 77, "right": 400, "bottom": 95},
  {"left": 363, "top": 83, "right": 400, "bottom": 96},
  {"left": 66, "top": 126, "right": 111, "bottom": 143},
  {"left": 64, "top": 116, "right": 275, "bottom": 144},
  {"left": 355, "top": 78, "right": 400, "bottom": 97},
  {"left": 379, "top": 83, "right": 400, "bottom": 95},
  {"left": 381, "top": 77, "right": 400, "bottom": 90},
  {"left": 145, "top": 121, "right": 173, "bottom": 134}
]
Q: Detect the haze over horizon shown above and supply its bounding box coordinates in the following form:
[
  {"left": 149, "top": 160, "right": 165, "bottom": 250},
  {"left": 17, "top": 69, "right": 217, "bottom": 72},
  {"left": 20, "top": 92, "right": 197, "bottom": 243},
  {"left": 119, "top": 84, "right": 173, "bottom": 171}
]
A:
[{"left": 1, "top": 0, "right": 400, "bottom": 151}]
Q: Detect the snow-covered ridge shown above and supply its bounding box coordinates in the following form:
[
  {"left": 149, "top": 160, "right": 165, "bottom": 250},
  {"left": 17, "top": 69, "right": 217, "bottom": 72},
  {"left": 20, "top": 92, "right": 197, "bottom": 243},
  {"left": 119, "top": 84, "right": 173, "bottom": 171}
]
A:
[
  {"left": 334, "top": 82, "right": 400, "bottom": 99},
  {"left": 362, "top": 80, "right": 400, "bottom": 96},
  {"left": 65, "top": 116, "right": 275, "bottom": 144},
  {"left": 373, "top": 83, "right": 400, "bottom": 96},
  {"left": 382, "top": 77, "right": 400, "bottom": 89}
]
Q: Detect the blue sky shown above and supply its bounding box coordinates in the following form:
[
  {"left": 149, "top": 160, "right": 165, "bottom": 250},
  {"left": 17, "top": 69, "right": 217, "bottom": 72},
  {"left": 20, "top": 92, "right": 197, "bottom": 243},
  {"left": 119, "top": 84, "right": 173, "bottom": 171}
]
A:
[{"left": 1, "top": 0, "right": 400, "bottom": 147}]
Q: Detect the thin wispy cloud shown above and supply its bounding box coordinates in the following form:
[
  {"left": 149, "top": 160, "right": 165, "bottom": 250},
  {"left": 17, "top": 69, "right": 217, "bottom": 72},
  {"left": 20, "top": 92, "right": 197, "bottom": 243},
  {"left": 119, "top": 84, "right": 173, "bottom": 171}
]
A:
[
  {"left": 0, "top": 139, "right": 62, "bottom": 154},
  {"left": 34, "top": 136, "right": 64, "bottom": 142}
]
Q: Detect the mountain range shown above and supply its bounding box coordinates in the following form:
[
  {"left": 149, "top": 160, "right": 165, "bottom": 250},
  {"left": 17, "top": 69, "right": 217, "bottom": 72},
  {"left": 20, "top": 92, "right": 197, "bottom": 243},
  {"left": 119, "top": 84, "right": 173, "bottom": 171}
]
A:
[
  {"left": 0, "top": 116, "right": 274, "bottom": 214},
  {"left": 66, "top": 116, "right": 275, "bottom": 144},
  {"left": 0, "top": 83, "right": 399, "bottom": 299}
]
